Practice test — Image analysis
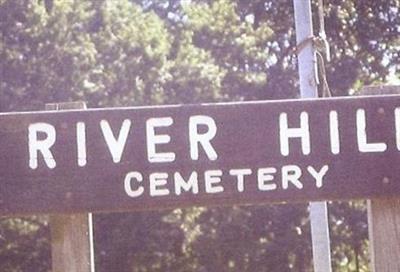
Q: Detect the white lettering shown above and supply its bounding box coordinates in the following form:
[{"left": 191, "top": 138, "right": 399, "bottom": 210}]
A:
[
  {"left": 282, "top": 165, "right": 303, "bottom": 189},
  {"left": 76, "top": 122, "right": 87, "bottom": 167},
  {"left": 229, "top": 168, "right": 252, "bottom": 192},
  {"left": 174, "top": 172, "right": 199, "bottom": 195},
  {"left": 307, "top": 165, "right": 329, "bottom": 188},
  {"left": 146, "top": 117, "right": 175, "bottom": 163},
  {"left": 356, "top": 109, "right": 387, "bottom": 152},
  {"left": 279, "top": 112, "right": 310, "bottom": 156},
  {"left": 124, "top": 171, "right": 144, "bottom": 197},
  {"left": 150, "top": 172, "right": 170, "bottom": 196},
  {"left": 28, "top": 123, "right": 56, "bottom": 169},
  {"left": 395, "top": 108, "right": 400, "bottom": 151},
  {"left": 205, "top": 170, "right": 223, "bottom": 193},
  {"left": 329, "top": 111, "right": 340, "bottom": 154},
  {"left": 100, "top": 119, "right": 131, "bottom": 163},
  {"left": 257, "top": 168, "right": 277, "bottom": 191},
  {"left": 189, "top": 115, "right": 218, "bottom": 161}
]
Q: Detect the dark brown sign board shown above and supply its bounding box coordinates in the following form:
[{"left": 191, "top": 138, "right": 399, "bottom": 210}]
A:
[{"left": 1, "top": 94, "right": 400, "bottom": 215}]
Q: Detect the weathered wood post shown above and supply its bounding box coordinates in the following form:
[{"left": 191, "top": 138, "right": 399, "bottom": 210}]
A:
[
  {"left": 46, "top": 102, "right": 95, "bottom": 272},
  {"left": 361, "top": 85, "right": 400, "bottom": 272}
]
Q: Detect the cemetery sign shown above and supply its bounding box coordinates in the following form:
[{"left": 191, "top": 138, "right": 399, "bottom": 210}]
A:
[{"left": 1, "top": 95, "right": 400, "bottom": 215}]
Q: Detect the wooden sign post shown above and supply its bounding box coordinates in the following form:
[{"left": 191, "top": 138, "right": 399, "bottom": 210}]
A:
[
  {"left": 1, "top": 95, "right": 400, "bottom": 215},
  {"left": 361, "top": 86, "right": 400, "bottom": 272},
  {"left": 46, "top": 102, "right": 95, "bottom": 272}
]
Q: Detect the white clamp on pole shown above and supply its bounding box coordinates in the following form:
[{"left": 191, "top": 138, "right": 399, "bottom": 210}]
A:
[{"left": 293, "top": 1, "right": 332, "bottom": 272}]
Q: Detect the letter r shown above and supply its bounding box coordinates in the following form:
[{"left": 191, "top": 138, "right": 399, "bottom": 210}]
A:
[{"left": 28, "top": 123, "right": 56, "bottom": 169}]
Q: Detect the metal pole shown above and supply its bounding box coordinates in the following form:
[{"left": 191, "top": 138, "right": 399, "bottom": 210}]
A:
[{"left": 293, "top": 1, "right": 332, "bottom": 272}]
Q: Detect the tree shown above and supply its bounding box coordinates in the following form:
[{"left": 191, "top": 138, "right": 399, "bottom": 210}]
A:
[{"left": 0, "top": 216, "right": 50, "bottom": 272}]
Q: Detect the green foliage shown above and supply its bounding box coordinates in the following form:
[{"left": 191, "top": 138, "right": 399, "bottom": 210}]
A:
[
  {"left": 0, "top": 217, "right": 50, "bottom": 272},
  {"left": 330, "top": 201, "right": 369, "bottom": 272},
  {"left": 0, "top": 0, "right": 399, "bottom": 271},
  {"left": 89, "top": 0, "right": 173, "bottom": 106},
  {"left": 183, "top": 0, "right": 272, "bottom": 100},
  {"left": 318, "top": 0, "right": 400, "bottom": 94},
  {"left": 0, "top": 0, "right": 100, "bottom": 110}
]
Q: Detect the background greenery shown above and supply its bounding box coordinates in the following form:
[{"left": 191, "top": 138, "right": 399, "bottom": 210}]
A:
[{"left": 0, "top": 0, "right": 399, "bottom": 271}]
